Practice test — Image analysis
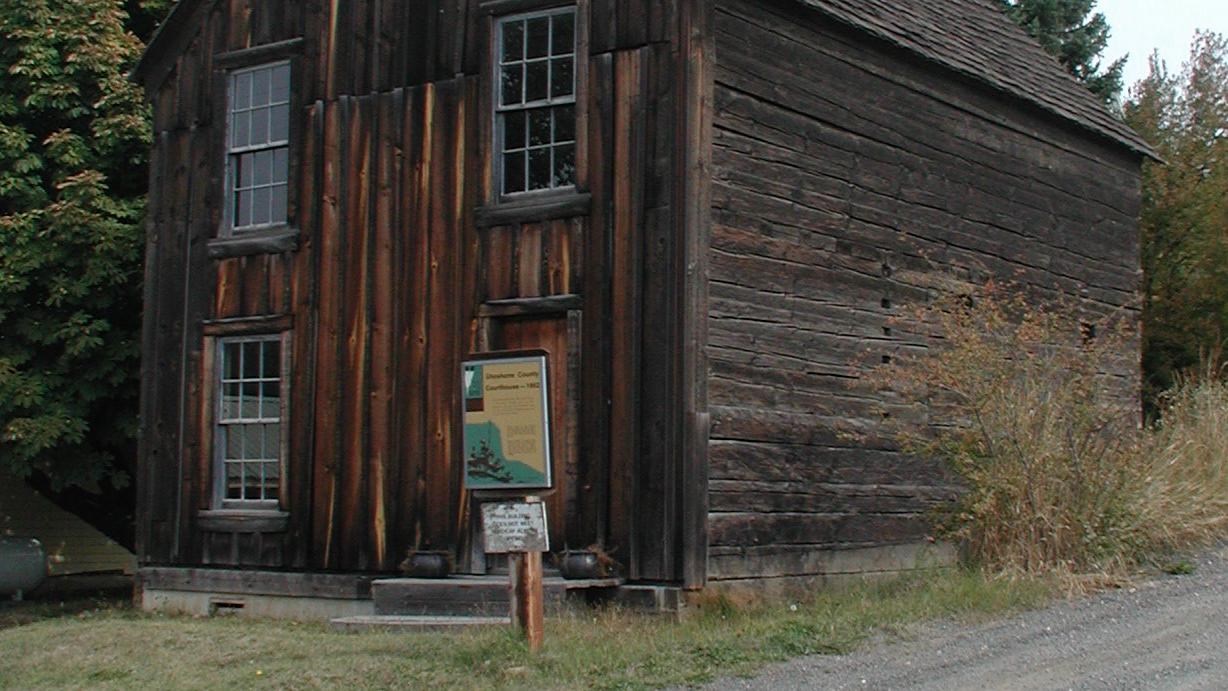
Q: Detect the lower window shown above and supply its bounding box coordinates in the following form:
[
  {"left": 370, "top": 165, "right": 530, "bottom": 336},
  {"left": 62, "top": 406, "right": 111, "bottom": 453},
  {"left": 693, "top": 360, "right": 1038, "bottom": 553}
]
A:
[{"left": 215, "top": 335, "right": 285, "bottom": 509}]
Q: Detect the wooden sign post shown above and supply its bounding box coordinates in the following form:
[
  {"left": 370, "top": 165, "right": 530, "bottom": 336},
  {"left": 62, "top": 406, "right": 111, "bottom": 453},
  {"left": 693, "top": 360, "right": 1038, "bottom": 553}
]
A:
[
  {"left": 466, "top": 351, "right": 554, "bottom": 651},
  {"left": 481, "top": 498, "right": 549, "bottom": 651}
]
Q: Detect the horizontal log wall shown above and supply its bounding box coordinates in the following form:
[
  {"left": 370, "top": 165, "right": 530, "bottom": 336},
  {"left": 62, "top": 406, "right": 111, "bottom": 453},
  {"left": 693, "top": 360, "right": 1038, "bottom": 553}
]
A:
[{"left": 707, "top": 0, "right": 1142, "bottom": 581}]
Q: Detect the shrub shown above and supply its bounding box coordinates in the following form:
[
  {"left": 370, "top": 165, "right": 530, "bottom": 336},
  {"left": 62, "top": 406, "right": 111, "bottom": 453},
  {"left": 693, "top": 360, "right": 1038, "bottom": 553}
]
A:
[
  {"left": 867, "top": 282, "right": 1150, "bottom": 580},
  {"left": 872, "top": 282, "right": 1228, "bottom": 583}
]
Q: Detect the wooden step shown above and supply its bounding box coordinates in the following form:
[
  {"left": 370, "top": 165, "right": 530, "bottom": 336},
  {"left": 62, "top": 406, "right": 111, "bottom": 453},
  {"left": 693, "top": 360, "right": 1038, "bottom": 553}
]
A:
[
  {"left": 371, "top": 575, "right": 623, "bottom": 616},
  {"left": 329, "top": 614, "right": 511, "bottom": 633}
]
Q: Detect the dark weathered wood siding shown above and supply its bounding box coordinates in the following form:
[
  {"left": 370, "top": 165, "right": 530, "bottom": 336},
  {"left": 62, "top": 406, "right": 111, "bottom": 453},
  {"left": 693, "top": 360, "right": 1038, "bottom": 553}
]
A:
[
  {"left": 706, "top": 0, "right": 1142, "bottom": 581},
  {"left": 137, "top": 0, "right": 710, "bottom": 581}
]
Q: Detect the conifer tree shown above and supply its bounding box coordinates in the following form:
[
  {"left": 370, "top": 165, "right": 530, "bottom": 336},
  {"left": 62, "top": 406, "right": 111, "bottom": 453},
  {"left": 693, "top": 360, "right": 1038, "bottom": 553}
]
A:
[{"left": 1002, "top": 0, "right": 1126, "bottom": 104}]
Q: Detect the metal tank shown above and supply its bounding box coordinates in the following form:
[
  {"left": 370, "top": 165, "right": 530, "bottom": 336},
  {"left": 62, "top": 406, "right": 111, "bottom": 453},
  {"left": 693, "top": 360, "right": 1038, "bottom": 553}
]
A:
[{"left": 0, "top": 537, "right": 47, "bottom": 599}]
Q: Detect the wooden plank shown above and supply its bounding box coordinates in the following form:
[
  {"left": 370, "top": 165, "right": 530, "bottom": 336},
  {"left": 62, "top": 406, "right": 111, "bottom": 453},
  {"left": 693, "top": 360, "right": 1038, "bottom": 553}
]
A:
[
  {"left": 676, "top": 0, "right": 713, "bottom": 590},
  {"left": 310, "top": 96, "right": 346, "bottom": 569},
  {"left": 634, "top": 47, "right": 674, "bottom": 581},
  {"left": 285, "top": 99, "right": 325, "bottom": 570},
  {"left": 397, "top": 85, "right": 431, "bottom": 555},
  {"left": 708, "top": 512, "right": 928, "bottom": 548},
  {"left": 580, "top": 52, "right": 614, "bottom": 553},
  {"left": 483, "top": 225, "right": 516, "bottom": 300},
  {"left": 368, "top": 89, "right": 399, "bottom": 570},
  {"left": 422, "top": 81, "right": 456, "bottom": 551},
  {"left": 140, "top": 566, "right": 373, "bottom": 598},
  {"left": 516, "top": 223, "right": 543, "bottom": 297},
  {"left": 338, "top": 94, "right": 373, "bottom": 569}
]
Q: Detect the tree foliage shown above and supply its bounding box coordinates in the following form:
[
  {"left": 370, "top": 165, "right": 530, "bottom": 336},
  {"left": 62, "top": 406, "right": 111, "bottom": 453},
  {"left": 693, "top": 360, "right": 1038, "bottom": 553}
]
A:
[
  {"left": 1123, "top": 33, "right": 1228, "bottom": 407},
  {"left": 1001, "top": 0, "right": 1126, "bottom": 105},
  {"left": 0, "top": 0, "right": 150, "bottom": 495}
]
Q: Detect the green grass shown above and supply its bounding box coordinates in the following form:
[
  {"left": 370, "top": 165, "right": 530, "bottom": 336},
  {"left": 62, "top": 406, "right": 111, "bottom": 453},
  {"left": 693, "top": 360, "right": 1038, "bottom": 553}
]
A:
[{"left": 0, "top": 569, "right": 1051, "bottom": 690}]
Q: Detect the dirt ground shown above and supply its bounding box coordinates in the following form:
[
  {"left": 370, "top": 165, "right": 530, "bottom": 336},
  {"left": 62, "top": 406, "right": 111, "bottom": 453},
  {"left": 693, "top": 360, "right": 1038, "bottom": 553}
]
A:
[{"left": 702, "top": 545, "right": 1228, "bottom": 691}]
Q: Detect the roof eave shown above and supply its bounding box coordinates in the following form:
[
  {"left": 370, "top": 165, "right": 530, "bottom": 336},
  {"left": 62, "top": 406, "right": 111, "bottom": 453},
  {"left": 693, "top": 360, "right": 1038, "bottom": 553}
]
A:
[{"left": 129, "top": 0, "right": 211, "bottom": 94}]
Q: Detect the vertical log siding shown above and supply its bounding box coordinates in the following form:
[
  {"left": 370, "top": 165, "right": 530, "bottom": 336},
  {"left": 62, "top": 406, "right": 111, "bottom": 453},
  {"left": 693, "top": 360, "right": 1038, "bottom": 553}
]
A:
[{"left": 139, "top": 0, "right": 702, "bottom": 581}]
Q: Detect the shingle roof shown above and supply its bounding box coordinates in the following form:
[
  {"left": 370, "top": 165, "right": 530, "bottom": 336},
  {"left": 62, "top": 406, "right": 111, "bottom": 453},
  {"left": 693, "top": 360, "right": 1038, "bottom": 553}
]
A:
[{"left": 799, "top": 0, "right": 1156, "bottom": 158}]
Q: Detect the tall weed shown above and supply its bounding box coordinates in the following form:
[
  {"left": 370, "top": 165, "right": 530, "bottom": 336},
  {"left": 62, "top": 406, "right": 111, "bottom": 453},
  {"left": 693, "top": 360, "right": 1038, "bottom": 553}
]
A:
[
  {"left": 866, "top": 282, "right": 1221, "bottom": 582},
  {"left": 1137, "top": 376, "right": 1228, "bottom": 550}
]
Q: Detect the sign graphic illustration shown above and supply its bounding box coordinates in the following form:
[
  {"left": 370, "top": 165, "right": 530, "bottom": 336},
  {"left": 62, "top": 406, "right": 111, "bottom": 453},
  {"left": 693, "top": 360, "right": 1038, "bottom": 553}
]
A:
[{"left": 462, "top": 353, "right": 552, "bottom": 490}]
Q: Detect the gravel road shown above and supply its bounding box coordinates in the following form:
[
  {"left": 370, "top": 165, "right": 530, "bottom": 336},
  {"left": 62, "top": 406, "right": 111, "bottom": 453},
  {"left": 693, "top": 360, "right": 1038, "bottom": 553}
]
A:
[{"left": 701, "top": 545, "right": 1228, "bottom": 690}]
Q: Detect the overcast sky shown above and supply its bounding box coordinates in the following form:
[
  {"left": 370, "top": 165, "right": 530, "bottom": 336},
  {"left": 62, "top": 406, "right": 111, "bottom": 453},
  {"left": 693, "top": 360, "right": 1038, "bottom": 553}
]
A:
[{"left": 1097, "top": 0, "right": 1228, "bottom": 90}]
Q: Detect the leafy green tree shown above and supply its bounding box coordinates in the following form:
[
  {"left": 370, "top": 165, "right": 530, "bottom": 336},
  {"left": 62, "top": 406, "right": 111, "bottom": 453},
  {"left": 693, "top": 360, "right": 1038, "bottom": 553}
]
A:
[
  {"left": 1123, "top": 32, "right": 1228, "bottom": 407},
  {"left": 1002, "top": 0, "right": 1126, "bottom": 104},
  {"left": 0, "top": 0, "right": 152, "bottom": 542}
]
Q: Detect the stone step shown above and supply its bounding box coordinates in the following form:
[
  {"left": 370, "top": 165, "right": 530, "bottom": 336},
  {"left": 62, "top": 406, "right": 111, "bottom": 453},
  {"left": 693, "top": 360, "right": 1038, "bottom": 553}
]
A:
[
  {"left": 371, "top": 575, "right": 622, "bottom": 616},
  {"left": 330, "top": 614, "right": 511, "bottom": 633}
]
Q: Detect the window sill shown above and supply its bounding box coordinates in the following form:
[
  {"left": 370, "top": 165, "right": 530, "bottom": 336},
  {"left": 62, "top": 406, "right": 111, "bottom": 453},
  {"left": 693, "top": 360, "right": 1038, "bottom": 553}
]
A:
[
  {"left": 208, "top": 227, "right": 300, "bottom": 259},
  {"left": 476, "top": 190, "right": 591, "bottom": 228},
  {"left": 197, "top": 510, "right": 289, "bottom": 533}
]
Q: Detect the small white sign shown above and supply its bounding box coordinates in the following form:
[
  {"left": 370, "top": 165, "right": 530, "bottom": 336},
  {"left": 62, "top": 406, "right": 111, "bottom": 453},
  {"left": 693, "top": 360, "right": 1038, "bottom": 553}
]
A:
[{"left": 482, "top": 501, "right": 550, "bottom": 554}]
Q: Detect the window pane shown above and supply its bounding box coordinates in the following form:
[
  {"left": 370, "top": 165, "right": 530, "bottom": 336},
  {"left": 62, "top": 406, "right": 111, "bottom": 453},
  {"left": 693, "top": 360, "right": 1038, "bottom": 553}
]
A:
[
  {"left": 235, "top": 152, "right": 251, "bottom": 188},
  {"left": 269, "top": 104, "right": 289, "bottom": 143},
  {"left": 263, "top": 460, "right": 280, "bottom": 495},
  {"left": 501, "top": 65, "right": 523, "bottom": 106},
  {"left": 503, "top": 151, "right": 525, "bottom": 193},
  {"left": 554, "top": 105, "right": 575, "bottom": 143},
  {"left": 272, "top": 148, "right": 289, "bottom": 184},
  {"left": 222, "top": 383, "right": 242, "bottom": 419},
  {"left": 252, "top": 68, "right": 271, "bottom": 106},
  {"left": 242, "top": 341, "right": 262, "bottom": 377},
  {"left": 251, "top": 187, "right": 271, "bottom": 226},
  {"left": 232, "top": 111, "right": 250, "bottom": 149},
  {"left": 250, "top": 107, "right": 269, "bottom": 145},
  {"left": 234, "top": 72, "right": 252, "bottom": 110},
  {"left": 222, "top": 343, "right": 242, "bottom": 379},
  {"left": 552, "top": 13, "right": 575, "bottom": 55},
  {"left": 244, "top": 463, "right": 263, "bottom": 499},
  {"left": 252, "top": 150, "right": 272, "bottom": 186},
  {"left": 226, "top": 461, "right": 243, "bottom": 499},
  {"left": 261, "top": 381, "right": 281, "bottom": 419},
  {"left": 241, "top": 424, "right": 262, "bottom": 458},
  {"left": 526, "top": 17, "right": 550, "bottom": 58},
  {"left": 262, "top": 341, "right": 280, "bottom": 379},
  {"left": 503, "top": 111, "right": 526, "bottom": 151},
  {"left": 265, "top": 423, "right": 280, "bottom": 457},
  {"left": 528, "top": 109, "right": 551, "bottom": 146},
  {"left": 270, "top": 64, "right": 290, "bottom": 103},
  {"left": 525, "top": 61, "right": 548, "bottom": 102},
  {"left": 501, "top": 20, "right": 524, "bottom": 62},
  {"left": 225, "top": 429, "right": 244, "bottom": 460},
  {"left": 270, "top": 185, "right": 288, "bottom": 224},
  {"left": 528, "top": 148, "right": 551, "bottom": 190},
  {"left": 551, "top": 57, "right": 574, "bottom": 98},
  {"left": 236, "top": 190, "right": 253, "bottom": 227},
  {"left": 554, "top": 143, "right": 576, "bottom": 187}
]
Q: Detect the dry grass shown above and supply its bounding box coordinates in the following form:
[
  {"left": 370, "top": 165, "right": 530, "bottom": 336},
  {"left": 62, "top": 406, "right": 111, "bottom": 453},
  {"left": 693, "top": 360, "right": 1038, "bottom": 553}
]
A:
[
  {"left": 869, "top": 282, "right": 1228, "bottom": 585},
  {"left": 1137, "top": 377, "right": 1228, "bottom": 550}
]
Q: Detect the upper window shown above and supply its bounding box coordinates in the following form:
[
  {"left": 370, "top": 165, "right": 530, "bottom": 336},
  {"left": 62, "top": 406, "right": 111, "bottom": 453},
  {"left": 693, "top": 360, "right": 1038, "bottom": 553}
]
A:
[
  {"left": 227, "top": 62, "right": 290, "bottom": 232},
  {"left": 495, "top": 8, "right": 577, "bottom": 196},
  {"left": 215, "top": 336, "right": 284, "bottom": 508}
]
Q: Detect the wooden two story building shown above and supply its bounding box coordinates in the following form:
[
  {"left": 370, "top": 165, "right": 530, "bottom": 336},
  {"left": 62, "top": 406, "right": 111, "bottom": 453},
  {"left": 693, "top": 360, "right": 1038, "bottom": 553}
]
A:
[{"left": 133, "top": 0, "right": 1150, "bottom": 614}]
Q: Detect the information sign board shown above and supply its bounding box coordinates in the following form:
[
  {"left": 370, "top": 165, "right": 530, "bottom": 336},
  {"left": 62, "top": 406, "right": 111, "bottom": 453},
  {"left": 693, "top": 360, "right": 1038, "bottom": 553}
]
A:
[
  {"left": 481, "top": 501, "right": 550, "bottom": 554},
  {"left": 462, "top": 353, "right": 552, "bottom": 490}
]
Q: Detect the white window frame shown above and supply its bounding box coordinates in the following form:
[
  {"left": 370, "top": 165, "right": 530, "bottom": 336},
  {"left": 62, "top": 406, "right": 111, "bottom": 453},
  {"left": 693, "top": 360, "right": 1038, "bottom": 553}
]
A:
[
  {"left": 493, "top": 6, "right": 579, "bottom": 198},
  {"left": 224, "top": 61, "right": 292, "bottom": 235},
  {"left": 212, "top": 333, "right": 289, "bottom": 510}
]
